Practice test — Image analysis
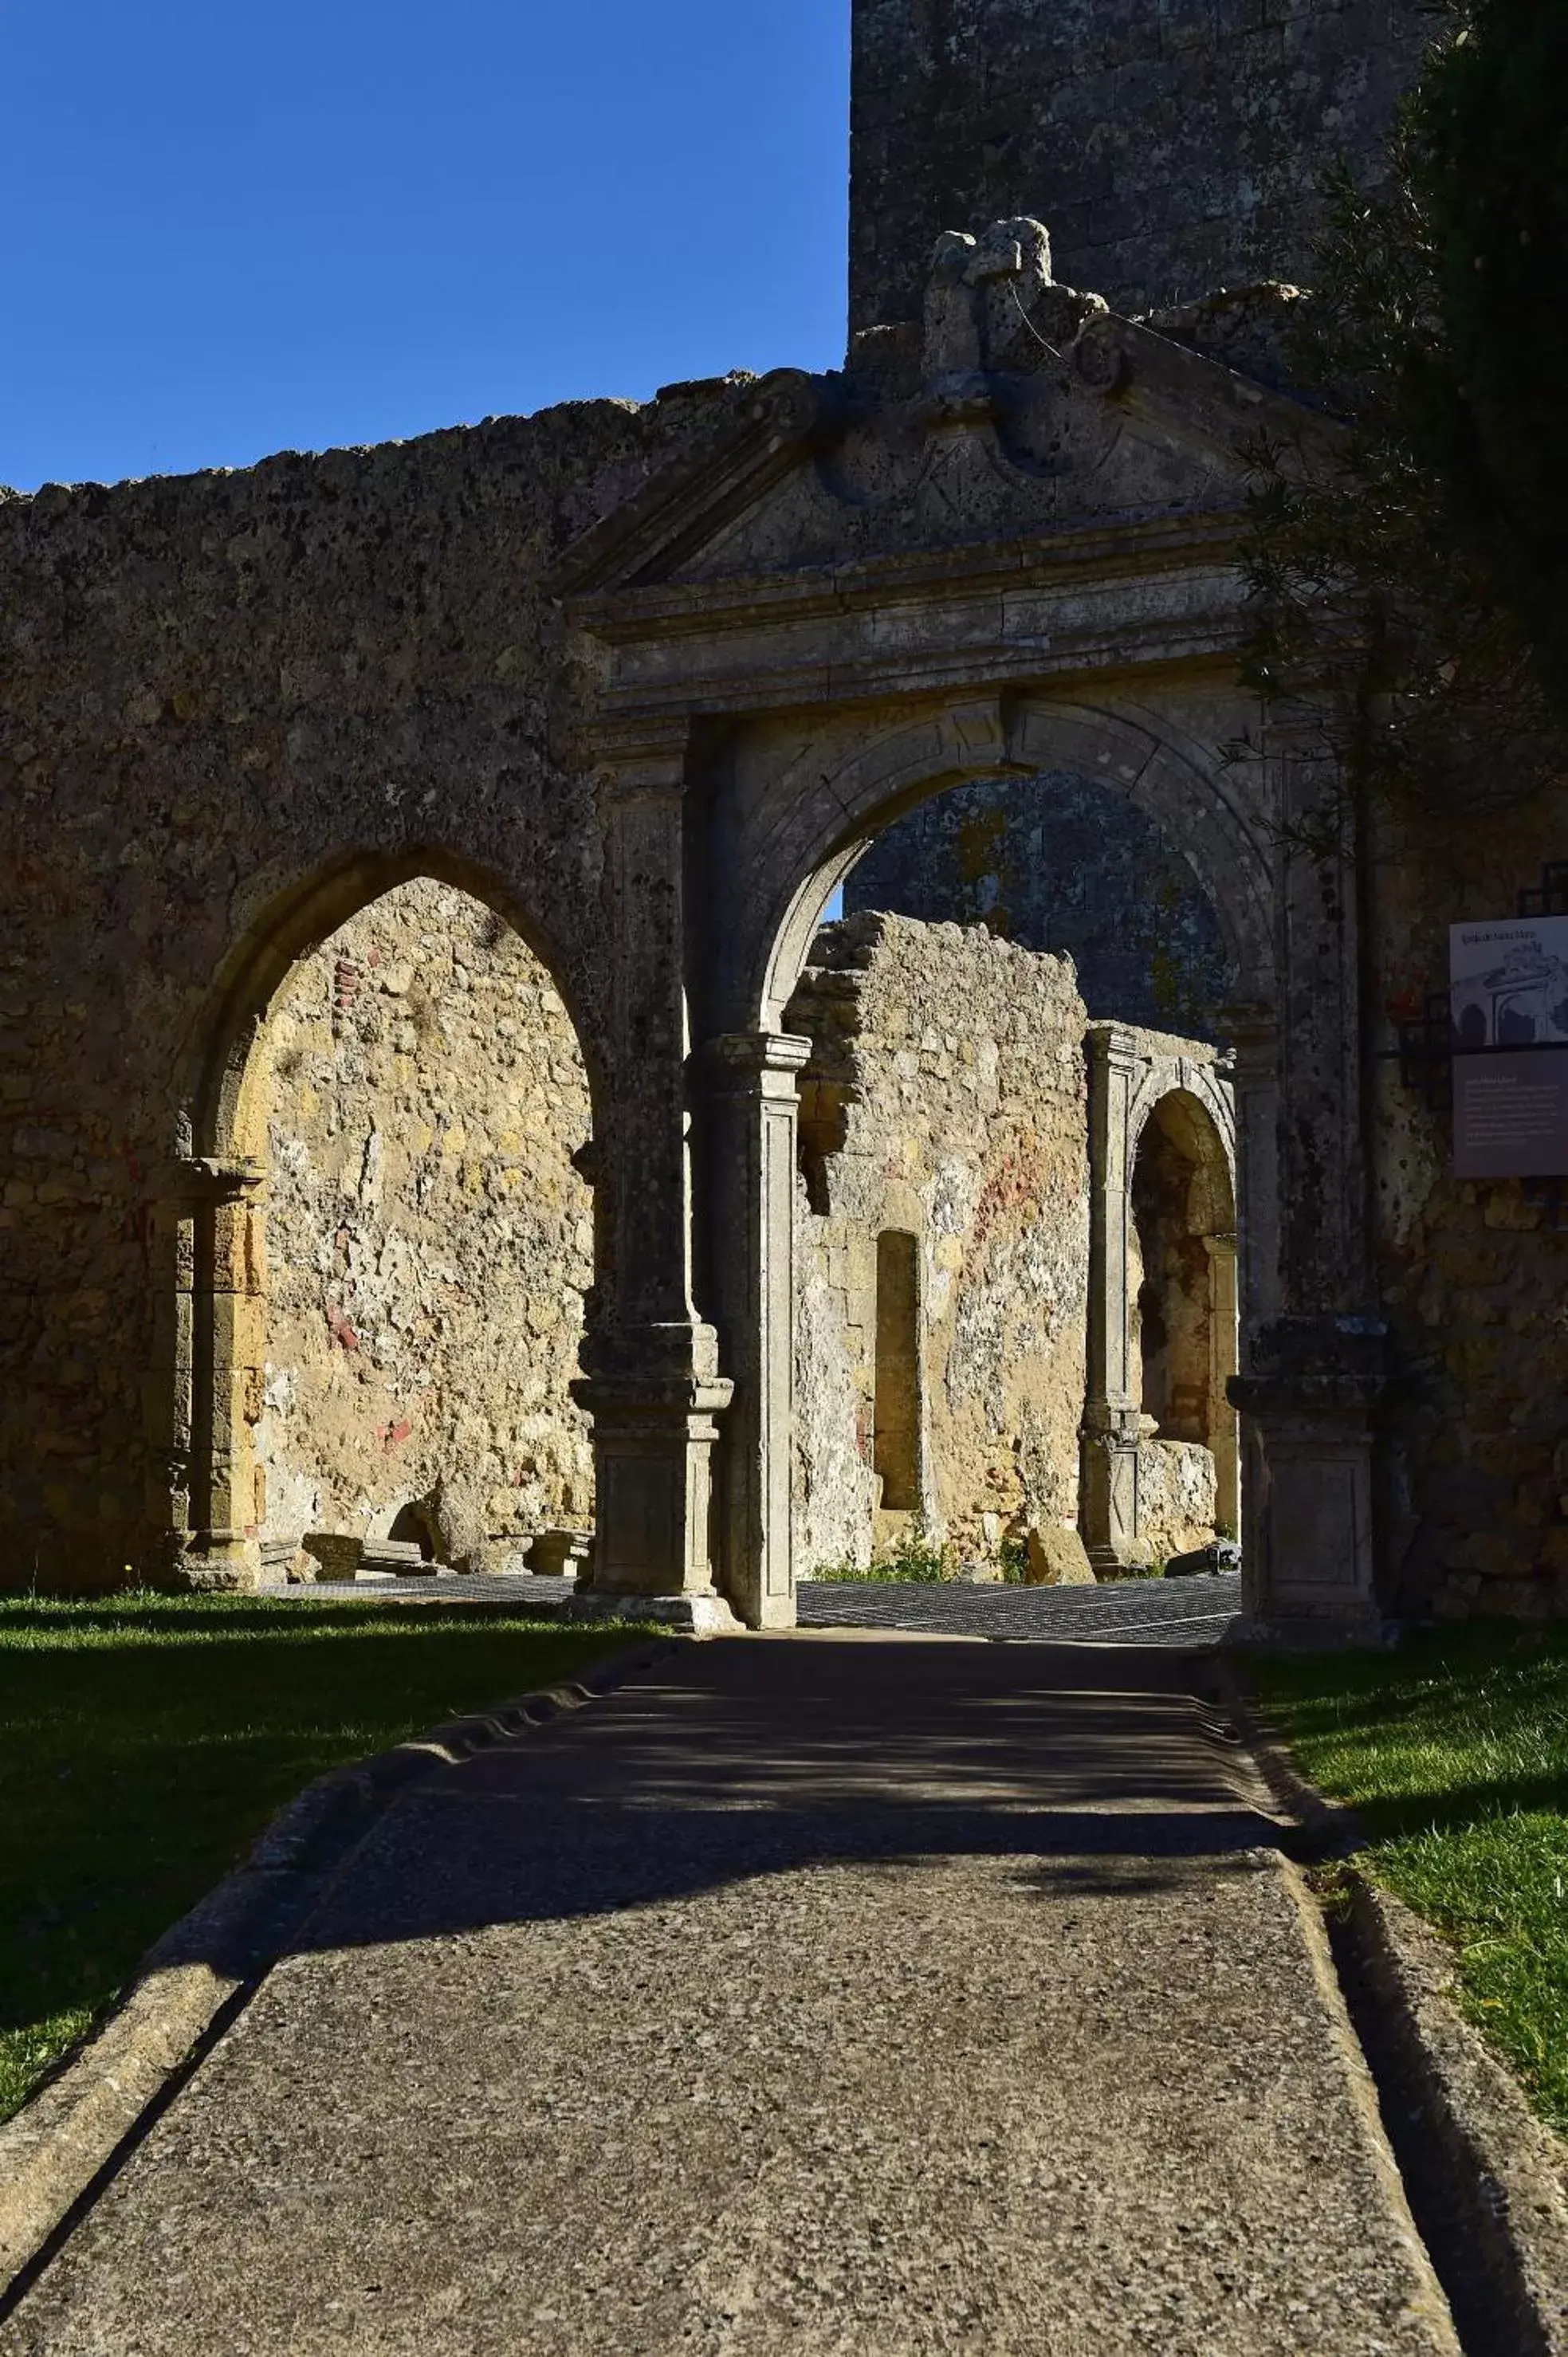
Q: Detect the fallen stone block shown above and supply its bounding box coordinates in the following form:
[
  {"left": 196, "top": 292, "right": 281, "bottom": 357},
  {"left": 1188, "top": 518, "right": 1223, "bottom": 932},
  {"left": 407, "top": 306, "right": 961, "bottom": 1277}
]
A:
[
  {"left": 1025, "top": 1523, "right": 1096, "bottom": 1585},
  {"left": 360, "top": 1538, "right": 429, "bottom": 1578},
  {"left": 528, "top": 1530, "right": 592, "bottom": 1578},
  {"left": 301, "top": 1532, "right": 365, "bottom": 1581}
]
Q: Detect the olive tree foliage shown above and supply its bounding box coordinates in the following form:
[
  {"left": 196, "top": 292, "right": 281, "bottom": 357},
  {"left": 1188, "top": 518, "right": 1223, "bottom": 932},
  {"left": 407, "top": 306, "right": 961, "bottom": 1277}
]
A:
[{"left": 1242, "top": 0, "right": 1568, "bottom": 815}]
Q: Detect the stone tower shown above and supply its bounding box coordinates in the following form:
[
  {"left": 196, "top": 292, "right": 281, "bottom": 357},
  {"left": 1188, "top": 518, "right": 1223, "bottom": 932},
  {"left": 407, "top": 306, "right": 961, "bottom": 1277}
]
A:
[{"left": 851, "top": 0, "right": 1433, "bottom": 334}]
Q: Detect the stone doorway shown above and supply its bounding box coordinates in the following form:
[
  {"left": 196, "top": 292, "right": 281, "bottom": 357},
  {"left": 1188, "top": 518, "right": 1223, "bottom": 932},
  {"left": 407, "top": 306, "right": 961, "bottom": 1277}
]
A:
[{"left": 776, "top": 810, "right": 1237, "bottom": 1589}]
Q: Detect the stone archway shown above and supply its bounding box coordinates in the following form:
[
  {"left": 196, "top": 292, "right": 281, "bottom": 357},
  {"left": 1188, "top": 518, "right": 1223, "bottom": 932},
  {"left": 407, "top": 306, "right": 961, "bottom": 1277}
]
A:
[
  {"left": 548, "top": 318, "right": 1381, "bottom": 1638},
  {"left": 739, "top": 697, "right": 1275, "bottom": 1036},
  {"left": 1082, "top": 1042, "right": 1238, "bottom": 1573},
  {"left": 698, "top": 690, "right": 1279, "bottom": 1628},
  {"left": 157, "top": 850, "right": 600, "bottom": 1589}
]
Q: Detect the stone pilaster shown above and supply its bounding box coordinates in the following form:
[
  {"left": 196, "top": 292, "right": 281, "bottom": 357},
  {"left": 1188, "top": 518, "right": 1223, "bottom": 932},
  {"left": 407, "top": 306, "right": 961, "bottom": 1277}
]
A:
[
  {"left": 704, "top": 1031, "right": 812, "bottom": 1629},
  {"left": 1081, "top": 1025, "right": 1142, "bottom": 1571},
  {"left": 572, "top": 727, "right": 739, "bottom": 1628},
  {"left": 158, "top": 1155, "right": 269, "bottom": 1590},
  {"left": 1224, "top": 737, "right": 1385, "bottom": 1632},
  {"left": 1204, "top": 1232, "right": 1240, "bottom": 1538}
]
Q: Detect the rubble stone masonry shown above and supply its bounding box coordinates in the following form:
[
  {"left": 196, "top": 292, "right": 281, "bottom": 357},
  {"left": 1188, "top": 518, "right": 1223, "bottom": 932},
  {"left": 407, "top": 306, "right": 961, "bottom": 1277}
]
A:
[
  {"left": 257, "top": 879, "right": 593, "bottom": 1564},
  {"left": 1371, "top": 798, "right": 1568, "bottom": 1622},
  {"left": 787, "top": 913, "right": 1093, "bottom": 1571},
  {"left": 0, "top": 379, "right": 743, "bottom": 1588}
]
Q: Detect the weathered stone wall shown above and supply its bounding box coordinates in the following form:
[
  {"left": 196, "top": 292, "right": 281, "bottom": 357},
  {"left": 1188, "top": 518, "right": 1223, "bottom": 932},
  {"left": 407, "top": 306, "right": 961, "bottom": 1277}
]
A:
[
  {"left": 256, "top": 878, "right": 593, "bottom": 1563},
  {"left": 851, "top": 0, "right": 1433, "bottom": 334},
  {"left": 843, "top": 770, "right": 1234, "bottom": 1039},
  {"left": 786, "top": 913, "right": 1092, "bottom": 1571},
  {"left": 1370, "top": 798, "right": 1568, "bottom": 1621},
  {"left": 1136, "top": 1440, "right": 1219, "bottom": 1563},
  {"left": 0, "top": 375, "right": 749, "bottom": 1589}
]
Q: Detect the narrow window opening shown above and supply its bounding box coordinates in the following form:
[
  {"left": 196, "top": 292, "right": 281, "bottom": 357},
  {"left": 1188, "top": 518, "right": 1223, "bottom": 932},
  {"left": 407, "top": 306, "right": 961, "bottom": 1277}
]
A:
[{"left": 873, "top": 1229, "right": 921, "bottom": 1511}]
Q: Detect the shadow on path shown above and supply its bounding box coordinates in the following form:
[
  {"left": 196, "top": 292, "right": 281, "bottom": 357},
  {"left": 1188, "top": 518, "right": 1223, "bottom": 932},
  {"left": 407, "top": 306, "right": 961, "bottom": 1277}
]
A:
[{"left": 292, "top": 1636, "right": 1280, "bottom": 1955}]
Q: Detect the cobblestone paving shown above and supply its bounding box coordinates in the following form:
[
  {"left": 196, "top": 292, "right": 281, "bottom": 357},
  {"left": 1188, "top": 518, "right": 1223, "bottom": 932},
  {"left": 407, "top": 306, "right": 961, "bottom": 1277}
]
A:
[
  {"left": 256, "top": 1570, "right": 580, "bottom": 1607},
  {"left": 257, "top": 1569, "right": 1242, "bottom": 1645},
  {"left": 797, "top": 1573, "right": 1244, "bottom": 1646}
]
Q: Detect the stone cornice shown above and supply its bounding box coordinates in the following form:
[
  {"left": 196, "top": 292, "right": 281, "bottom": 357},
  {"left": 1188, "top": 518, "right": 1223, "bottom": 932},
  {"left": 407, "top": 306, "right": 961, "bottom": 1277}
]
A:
[
  {"left": 547, "top": 370, "right": 840, "bottom": 601},
  {"left": 570, "top": 508, "right": 1243, "bottom": 643},
  {"left": 570, "top": 513, "right": 1247, "bottom": 723}
]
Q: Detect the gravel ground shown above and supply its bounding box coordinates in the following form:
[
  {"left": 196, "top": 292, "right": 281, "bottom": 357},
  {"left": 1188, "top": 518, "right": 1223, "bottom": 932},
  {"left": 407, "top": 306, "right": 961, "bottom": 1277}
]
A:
[{"left": 2, "top": 1634, "right": 1456, "bottom": 2357}]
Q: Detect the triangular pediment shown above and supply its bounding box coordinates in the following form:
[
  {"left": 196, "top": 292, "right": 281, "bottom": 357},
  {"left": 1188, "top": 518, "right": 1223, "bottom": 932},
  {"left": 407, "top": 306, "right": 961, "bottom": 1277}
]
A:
[{"left": 550, "top": 320, "right": 1329, "bottom": 607}]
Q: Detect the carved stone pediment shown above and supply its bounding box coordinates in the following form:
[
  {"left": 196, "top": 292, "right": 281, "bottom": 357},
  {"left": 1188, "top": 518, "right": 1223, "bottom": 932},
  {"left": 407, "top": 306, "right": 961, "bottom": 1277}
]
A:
[{"left": 552, "top": 226, "right": 1327, "bottom": 609}]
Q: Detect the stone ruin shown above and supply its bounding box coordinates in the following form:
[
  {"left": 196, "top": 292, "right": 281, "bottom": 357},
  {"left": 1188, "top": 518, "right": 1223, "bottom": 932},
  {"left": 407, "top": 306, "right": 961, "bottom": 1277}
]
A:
[
  {"left": 4, "top": 2, "right": 1568, "bottom": 1632},
  {"left": 249, "top": 887, "right": 1235, "bottom": 1588}
]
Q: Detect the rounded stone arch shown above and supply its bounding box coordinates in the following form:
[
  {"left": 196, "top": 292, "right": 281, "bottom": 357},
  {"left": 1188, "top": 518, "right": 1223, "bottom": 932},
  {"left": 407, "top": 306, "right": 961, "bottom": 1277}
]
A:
[
  {"left": 744, "top": 695, "right": 1276, "bottom": 1034},
  {"left": 1126, "top": 1063, "right": 1237, "bottom": 1223},
  {"left": 1124, "top": 1074, "right": 1241, "bottom": 1543},
  {"left": 163, "top": 843, "right": 603, "bottom": 1589},
  {"left": 185, "top": 842, "right": 609, "bottom": 1161}
]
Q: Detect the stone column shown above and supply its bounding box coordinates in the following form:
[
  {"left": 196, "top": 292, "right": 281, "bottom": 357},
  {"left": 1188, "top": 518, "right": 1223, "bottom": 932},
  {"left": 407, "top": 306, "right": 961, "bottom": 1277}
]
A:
[
  {"left": 157, "top": 1156, "right": 268, "bottom": 1590},
  {"left": 572, "top": 731, "right": 738, "bottom": 1632},
  {"left": 705, "top": 1031, "right": 812, "bottom": 1630},
  {"left": 1224, "top": 1004, "right": 1282, "bottom": 1349},
  {"left": 1081, "top": 1025, "right": 1143, "bottom": 1572},
  {"left": 1204, "top": 1232, "right": 1240, "bottom": 1538},
  {"left": 1221, "top": 744, "right": 1385, "bottom": 1632}
]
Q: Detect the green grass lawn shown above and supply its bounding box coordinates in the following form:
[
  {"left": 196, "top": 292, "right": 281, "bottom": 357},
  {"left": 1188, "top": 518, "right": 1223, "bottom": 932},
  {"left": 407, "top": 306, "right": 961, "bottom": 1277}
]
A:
[
  {"left": 0, "top": 1592, "right": 642, "bottom": 2124},
  {"left": 1252, "top": 1623, "right": 1568, "bottom": 2135}
]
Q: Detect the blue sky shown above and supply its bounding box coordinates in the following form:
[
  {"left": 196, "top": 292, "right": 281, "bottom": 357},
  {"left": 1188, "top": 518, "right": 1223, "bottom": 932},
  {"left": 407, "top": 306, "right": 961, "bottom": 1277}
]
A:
[{"left": 2, "top": 2, "right": 849, "bottom": 491}]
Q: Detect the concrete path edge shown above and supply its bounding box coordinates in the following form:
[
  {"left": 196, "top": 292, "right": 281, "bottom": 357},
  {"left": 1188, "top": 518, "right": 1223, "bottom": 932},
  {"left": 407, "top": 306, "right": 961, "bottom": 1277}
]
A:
[
  {"left": 1343, "top": 1874, "right": 1568, "bottom": 2357},
  {"left": 1220, "top": 1662, "right": 1568, "bottom": 2351},
  {"left": 0, "top": 1636, "right": 675, "bottom": 2304}
]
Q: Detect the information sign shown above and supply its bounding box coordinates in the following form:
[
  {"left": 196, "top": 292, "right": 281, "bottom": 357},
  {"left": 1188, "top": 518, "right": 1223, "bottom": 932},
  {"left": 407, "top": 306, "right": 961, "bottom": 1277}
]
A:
[{"left": 1450, "top": 918, "right": 1568, "bottom": 1177}]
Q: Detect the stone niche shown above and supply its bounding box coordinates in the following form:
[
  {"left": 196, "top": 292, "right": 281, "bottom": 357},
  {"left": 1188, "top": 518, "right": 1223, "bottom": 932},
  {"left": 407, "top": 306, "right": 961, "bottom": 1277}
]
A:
[{"left": 252, "top": 878, "right": 595, "bottom": 1572}]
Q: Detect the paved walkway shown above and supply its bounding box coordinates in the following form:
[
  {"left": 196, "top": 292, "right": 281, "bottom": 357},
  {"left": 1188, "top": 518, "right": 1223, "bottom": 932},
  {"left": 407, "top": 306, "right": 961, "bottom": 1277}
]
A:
[
  {"left": 798, "top": 1572, "right": 1244, "bottom": 1645},
  {"left": 260, "top": 1569, "right": 1245, "bottom": 1648},
  {"left": 3, "top": 1637, "right": 1457, "bottom": 2356}
]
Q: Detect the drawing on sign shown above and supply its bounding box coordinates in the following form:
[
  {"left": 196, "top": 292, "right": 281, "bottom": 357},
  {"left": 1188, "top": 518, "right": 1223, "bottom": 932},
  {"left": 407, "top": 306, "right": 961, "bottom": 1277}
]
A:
[{"left": 1450, "top": 917, "right": 1568, "bottom": 1051}]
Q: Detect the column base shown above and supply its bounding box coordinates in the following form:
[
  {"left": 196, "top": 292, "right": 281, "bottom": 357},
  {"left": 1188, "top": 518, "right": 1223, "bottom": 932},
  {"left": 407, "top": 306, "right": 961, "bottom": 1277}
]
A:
[
  {"left": 1232, "top": 1326, "right": 1388, "bottom": 1636},
  {"left": 566, "top": 1586, "right": 744, "bottom": 1637},
  {"left": 170, "top": 1531, "right": 262, "bottom": 1593},
  {"left": 1227, "top": 1610, "right": 1398, "bottom": 1652}
]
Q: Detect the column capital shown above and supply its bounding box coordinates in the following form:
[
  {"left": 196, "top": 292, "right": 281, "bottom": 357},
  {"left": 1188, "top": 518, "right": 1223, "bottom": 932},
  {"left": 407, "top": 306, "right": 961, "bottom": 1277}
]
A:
[
  {"left": 705, "top": 1031, "right": 813, "bottom": 1083},
  {"left": 1228, "top": 1313, "right": 1389, "bottom": 1420},
  {"left": 1084, "top": 1021, "right": 1146, "bottom": 1074},
  {"left": 587, "top": 715, "right": 693, "bottom": 800}
]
